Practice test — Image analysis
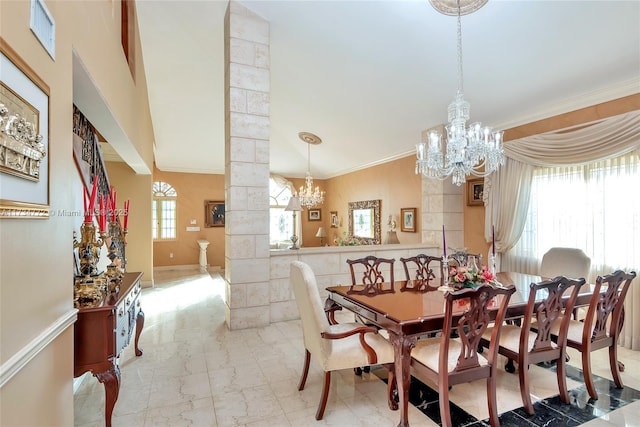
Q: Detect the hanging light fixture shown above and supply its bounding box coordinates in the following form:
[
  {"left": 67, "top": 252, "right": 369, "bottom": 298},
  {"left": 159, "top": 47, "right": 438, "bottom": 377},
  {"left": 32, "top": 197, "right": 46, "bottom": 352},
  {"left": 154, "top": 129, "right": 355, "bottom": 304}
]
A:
[
  {"left": 297, "top": 132, "right": 325, "bottom": 208},
  {"left": 415, "top": 0, "right": 505, "bottom": 186}
]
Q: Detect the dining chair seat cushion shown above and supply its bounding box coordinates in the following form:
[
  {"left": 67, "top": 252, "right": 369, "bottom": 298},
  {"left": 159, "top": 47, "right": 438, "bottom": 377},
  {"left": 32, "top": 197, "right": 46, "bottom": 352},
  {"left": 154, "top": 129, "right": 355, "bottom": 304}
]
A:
[
  {"left": 483, "top": 324, "right": 558, "bottom": 354},
  {"left": 320, "top": 322, "right": 395, "bottom": 371},
  {"left": 412, "top": 337, "right": 488, "bottom": 373},
  {"left": 543, "top": 317, "right": 602, "bottom": 345}
]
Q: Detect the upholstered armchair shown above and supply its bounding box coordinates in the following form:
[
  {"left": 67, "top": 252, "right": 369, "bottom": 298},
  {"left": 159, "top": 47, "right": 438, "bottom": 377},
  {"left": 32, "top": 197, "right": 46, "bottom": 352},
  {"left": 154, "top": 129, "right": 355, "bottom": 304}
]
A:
[{"left": 290, "top": 261, "right": 397, "bottom": 420}]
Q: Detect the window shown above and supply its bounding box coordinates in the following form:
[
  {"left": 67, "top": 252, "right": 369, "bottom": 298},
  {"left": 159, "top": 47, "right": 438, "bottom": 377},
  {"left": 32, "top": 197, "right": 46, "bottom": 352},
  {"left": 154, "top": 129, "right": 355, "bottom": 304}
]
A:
[
  {"left": 507, "top": 152, "right": 639, "bottom": 277},
  {"left": 269, "top": 175, "right": 296, "bottom": 248},
  {"left": 153, "top": 181, "right": 177, "bottom": 240}
]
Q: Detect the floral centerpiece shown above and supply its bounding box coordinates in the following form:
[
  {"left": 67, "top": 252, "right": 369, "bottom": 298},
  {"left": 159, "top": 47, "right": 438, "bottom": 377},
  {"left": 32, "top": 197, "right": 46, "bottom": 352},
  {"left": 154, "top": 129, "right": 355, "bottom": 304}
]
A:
[{"left": 448, "top": 265, "right": 496, "bottom": 289}]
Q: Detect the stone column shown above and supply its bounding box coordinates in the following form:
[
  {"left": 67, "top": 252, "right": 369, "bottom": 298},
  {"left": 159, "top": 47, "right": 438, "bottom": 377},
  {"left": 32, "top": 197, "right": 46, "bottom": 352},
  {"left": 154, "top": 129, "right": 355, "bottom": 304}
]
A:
[
  {"left": 419, "top": 127, "right": 464, "bottom": 254},
  {"left": 224, "top": 1, "right": 271, "bottom": 329}
]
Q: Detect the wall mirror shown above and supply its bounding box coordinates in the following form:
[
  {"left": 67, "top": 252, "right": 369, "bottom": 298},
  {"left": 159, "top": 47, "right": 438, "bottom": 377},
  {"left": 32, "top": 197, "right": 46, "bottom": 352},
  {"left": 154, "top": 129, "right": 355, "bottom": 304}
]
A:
[{"left": 348, "top": 199, "right": 381, "bottom": 244}]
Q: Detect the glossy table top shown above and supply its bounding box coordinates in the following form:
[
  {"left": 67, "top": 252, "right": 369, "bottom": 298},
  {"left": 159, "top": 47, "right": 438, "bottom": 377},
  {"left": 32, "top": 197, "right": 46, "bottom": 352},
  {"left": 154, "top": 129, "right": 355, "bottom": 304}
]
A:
[{"left": 327, "top": 272, "right": 592, "bottom": 327}]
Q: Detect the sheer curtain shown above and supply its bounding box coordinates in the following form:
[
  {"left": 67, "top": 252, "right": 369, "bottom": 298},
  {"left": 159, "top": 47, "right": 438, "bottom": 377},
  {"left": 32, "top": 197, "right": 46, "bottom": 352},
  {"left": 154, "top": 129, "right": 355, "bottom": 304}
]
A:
[{"left": 484, "top": 110, "right": 640, "bottom": 350}]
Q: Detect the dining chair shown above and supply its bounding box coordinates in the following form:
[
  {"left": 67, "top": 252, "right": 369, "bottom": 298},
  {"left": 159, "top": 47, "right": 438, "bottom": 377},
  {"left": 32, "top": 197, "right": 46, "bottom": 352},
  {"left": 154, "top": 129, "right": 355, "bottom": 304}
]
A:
[
  {"left": 346, "top": 255, "right": 395, "bottom": 296},
  {"left": 540, "top": 247, "right": 591, "bottom": 279},
  {"left": 399, "top": 254, "right": 444, "bottom": 292},
  {"left": 479, "top": 276, "right": 585, "bottom": 415},
  {"left": 550, "top": 270, "right": 636, "bottom": 400},
  {"left": 290, "top": 261, "right": 397, "bottom": 420},
  {"left": 410, "top": 283, "right": 516, "bottom": 427}
]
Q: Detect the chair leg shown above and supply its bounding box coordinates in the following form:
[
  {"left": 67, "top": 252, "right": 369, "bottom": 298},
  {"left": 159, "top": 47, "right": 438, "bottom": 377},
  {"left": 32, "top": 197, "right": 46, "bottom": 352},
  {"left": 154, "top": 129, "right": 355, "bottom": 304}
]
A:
[
  {"left": 316, "top": 371, "right": 331, "bottom": 420},
  {"left": 556, "top": 352, "right": 570, "bottom": 405},
  {"left": 518, "top": 360, "right": 534, "bottom": 415},
  {"left": 609, "top": 343, "right": 624, "bottom": 389},
  {"left": 439, "top": 380, "right": 452, "bottom": 427},
  {"left": 486, "top": 375, "right": 500, "bottom": 427},
  {"left": 298, "top": 349, "right": 311, "bottom": 391},
  {"left": 582, "top": 349, "right": 598, "bottom": 400}
]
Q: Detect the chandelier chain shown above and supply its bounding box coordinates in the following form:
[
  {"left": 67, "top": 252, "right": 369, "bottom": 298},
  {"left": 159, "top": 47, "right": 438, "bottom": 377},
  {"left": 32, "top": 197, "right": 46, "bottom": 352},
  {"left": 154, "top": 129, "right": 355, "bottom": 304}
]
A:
[{"left": 456, "top": 0, "right": 464, "bottom": 95}]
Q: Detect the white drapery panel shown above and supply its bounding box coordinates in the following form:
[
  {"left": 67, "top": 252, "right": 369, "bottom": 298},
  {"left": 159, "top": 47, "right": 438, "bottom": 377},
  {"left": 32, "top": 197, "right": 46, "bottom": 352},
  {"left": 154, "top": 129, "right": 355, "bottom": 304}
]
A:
[{"left": 484, "top": 110, "right": 640, "bottom": 350}]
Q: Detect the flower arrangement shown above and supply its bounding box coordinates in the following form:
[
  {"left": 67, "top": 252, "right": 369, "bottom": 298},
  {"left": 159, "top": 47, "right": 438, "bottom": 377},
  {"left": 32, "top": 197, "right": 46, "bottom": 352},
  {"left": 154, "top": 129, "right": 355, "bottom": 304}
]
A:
[
  {"left": 336, "top": 232, "right": 361, "bottom": 246},
  {"left": 448, "top": 265, "right": 496, "bottom": 289}
]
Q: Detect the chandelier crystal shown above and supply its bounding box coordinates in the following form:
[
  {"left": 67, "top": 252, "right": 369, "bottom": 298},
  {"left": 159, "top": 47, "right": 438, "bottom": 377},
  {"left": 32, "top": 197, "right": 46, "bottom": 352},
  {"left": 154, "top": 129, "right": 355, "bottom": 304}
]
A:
[
  {"left": 297, "top": 132, "right": 325, "bottom": 209},
  {"left": 416, "top": 0, "right": 505, "bottom": 186}
]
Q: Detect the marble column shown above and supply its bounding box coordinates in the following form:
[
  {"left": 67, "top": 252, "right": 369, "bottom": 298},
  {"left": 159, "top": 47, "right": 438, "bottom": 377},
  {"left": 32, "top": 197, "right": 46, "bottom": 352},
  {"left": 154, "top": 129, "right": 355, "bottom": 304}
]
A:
[{"left": 224, "top": 1, "right": 271, "bottom": 329}]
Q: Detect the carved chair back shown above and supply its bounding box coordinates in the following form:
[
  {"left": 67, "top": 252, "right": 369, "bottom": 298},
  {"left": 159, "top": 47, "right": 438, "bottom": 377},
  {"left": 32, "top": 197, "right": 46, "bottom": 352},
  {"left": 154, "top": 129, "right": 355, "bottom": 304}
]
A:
[
  {"left": 399, "top": 254, "right": 444, "bottom": 292},
  {"left": 346, "top": 255, "right": 395, "bottom": 296}
]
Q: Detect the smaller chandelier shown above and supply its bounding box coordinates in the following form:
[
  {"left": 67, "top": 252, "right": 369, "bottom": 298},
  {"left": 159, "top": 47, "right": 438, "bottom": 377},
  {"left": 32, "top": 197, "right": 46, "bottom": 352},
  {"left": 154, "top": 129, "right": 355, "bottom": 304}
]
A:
[
  {"left": 297, "top": 132, "right": 325, "bottom": 209},
  {"left": 416, "top": 0, "right": 505, "bottom": 186}
]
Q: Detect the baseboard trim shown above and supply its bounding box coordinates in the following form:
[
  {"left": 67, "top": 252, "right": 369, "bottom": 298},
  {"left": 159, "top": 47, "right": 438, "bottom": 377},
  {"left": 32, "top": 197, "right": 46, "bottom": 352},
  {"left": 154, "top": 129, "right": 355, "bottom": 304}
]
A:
[{"left": 0, "top": 309, "right": 78, "bottom": 388}]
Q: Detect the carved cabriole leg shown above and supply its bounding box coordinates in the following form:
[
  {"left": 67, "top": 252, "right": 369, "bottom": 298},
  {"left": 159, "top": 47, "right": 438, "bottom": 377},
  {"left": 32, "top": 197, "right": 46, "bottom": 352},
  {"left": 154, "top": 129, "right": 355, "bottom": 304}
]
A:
[
  {"left": 134, "top": 309, "right": 145, "bottom": 356},
  {"left": 383, "top": 363, "right": 398, "bottom": 411},
  {"left": 388, "top": 331, "right": 416, "bottom": 427},
  {"left": 94, "top": 362, "right": 121, "bottom": 427}
]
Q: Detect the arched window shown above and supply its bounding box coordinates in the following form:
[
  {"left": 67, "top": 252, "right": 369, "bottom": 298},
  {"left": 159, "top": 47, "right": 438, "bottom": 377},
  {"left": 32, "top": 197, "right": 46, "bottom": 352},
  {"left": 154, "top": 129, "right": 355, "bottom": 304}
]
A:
[
  {"left": 152, "top": 181, "right": 177, "bottom": 240},
  {"left": 269, "top": 175, "right": 297, "bottom": 248}
]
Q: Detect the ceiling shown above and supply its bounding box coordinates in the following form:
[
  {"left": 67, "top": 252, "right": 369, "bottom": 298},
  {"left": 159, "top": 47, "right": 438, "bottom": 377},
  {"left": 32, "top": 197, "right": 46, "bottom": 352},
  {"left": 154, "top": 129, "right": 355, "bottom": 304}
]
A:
[{"left": 134, "top": 0, "right": 639, "bottom": 179}]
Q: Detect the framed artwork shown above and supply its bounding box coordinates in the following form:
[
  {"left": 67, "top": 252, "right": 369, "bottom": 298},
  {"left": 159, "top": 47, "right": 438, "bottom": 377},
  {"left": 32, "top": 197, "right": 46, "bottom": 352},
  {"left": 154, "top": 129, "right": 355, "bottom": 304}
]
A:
[
  {"left": 308, "top": 208, "right": 321, "bottom": 221},
  {"left": 400, "top": 208, "right": 417, "bottom": 232},
  {"left": 467, "top": 178, "right": 484, "bottom": 206},
  {"left": 0, "top": 43, "right": 50, "bottom": 218},
  {"left": 205, "top": 200, "right": 225, "bottom": 227},
  {"left": 330, "top": 211, "right": 338, "bottom": 228}
]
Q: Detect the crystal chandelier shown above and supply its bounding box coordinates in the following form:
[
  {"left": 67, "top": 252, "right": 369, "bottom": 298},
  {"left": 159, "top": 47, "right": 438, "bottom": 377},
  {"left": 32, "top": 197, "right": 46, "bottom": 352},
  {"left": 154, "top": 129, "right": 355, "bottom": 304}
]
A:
[
  {"left": 297, "top": 132, "right": 325, "bottom": 208},
  {"left": 415, "top": 0, "right": 505, "bottom": 186}
]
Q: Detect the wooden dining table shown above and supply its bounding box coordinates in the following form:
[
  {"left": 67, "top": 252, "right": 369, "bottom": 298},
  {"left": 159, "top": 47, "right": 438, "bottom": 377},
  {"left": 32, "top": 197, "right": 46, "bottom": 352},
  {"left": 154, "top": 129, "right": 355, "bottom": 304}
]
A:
[{"left": 325, "top": 272, "right": 596, "bottom": 427}]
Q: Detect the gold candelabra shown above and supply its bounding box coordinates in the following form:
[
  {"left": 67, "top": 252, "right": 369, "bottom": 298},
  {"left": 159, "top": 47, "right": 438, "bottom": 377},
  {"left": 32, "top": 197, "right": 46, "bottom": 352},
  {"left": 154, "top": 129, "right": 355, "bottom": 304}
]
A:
[{"left": 73, "top": 221, "right": 107, "bottom": 307}]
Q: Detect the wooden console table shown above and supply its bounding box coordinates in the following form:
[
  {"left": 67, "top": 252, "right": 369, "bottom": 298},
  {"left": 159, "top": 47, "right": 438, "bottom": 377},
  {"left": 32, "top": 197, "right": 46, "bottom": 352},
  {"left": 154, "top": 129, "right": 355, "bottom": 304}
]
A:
[{"left": 74, "top": 272, "right": 144, "bottom": 427}]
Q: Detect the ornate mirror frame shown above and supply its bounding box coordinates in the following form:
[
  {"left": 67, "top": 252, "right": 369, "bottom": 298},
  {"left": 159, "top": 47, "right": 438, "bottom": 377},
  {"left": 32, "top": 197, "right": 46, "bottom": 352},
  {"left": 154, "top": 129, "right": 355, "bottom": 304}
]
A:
[{"left": 348, "top": 199, "right": 381, "bottom": 244}]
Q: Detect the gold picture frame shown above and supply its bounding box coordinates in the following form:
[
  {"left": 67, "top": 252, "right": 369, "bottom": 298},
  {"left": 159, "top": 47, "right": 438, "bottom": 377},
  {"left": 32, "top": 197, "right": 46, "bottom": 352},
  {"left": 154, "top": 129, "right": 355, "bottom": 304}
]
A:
[
  {"left": 0, "top": 39, "right": 50, "bottom": 219},
  {"left": 467, "top": 178, "right": 484, "bottom": 206},
  {"left": 205, "top": 200, "right": 225, "bottom": 227},
  {"left": 400, "top": 208, "right": 417, "bottom": 232},
  {"left": 308, "top": 208, "right": 321, "bottom": 221}
]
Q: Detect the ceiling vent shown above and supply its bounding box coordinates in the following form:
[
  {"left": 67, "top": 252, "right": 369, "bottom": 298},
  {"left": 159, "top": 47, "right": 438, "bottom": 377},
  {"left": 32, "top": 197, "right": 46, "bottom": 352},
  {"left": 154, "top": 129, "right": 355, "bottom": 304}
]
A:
[{"left": 30, "top": 0, "right": 55, "bottom": 60}]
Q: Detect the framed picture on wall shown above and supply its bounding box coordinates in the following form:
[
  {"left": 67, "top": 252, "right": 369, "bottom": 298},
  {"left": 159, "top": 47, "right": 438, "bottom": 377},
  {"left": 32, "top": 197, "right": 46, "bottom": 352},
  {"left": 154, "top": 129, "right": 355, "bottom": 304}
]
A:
[
  {"left": 308, "top": 208, "right": 321, "bottom": 221},
  {"left": 400, "top": 208, "right": 416, "bottom": 232},
  {"left": 0, "top": 46, "right": 50, "bottom": 218},
  {"left": 205, "top": 200, "right": 225, "bottom": 227},
  {"left": 467, "top": 178, "right": 484, "bottom": 206},
  {"left": 330, "top": 211, "right": 338, "bottom": 228}
]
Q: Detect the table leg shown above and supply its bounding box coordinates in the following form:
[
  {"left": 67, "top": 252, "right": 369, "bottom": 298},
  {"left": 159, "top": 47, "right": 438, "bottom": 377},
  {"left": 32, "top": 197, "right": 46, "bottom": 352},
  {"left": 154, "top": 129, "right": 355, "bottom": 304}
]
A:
[
  {"left": 134, "top": 309, "right": 145, "bottom": 356},
  {"left": 388, "top": 331, "right": 416, "bottom": 427},
  {"left": 94, "top": 362, "right": 121, "bottom": 427}
]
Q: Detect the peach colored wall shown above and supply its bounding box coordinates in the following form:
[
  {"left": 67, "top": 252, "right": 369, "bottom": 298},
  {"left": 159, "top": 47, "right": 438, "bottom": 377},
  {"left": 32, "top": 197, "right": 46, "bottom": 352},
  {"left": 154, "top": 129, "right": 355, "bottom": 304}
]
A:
[
  {"left": 0, "top": 1, "right": 154, "bottom": 424},
  {"left": 105, "top": 162, "right": 153, "bottom": 283},
  {"left": 313, "top": 155, "right": 422, "bottom": 247},
  {"left": 153, "top": 168, "right": 226, "bottom": 268}
]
